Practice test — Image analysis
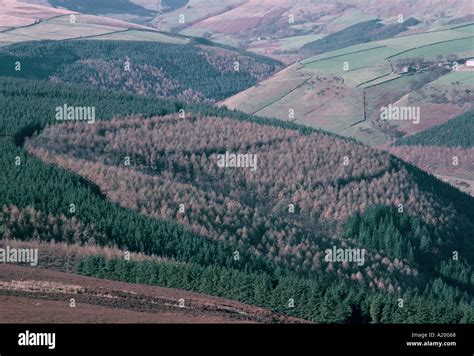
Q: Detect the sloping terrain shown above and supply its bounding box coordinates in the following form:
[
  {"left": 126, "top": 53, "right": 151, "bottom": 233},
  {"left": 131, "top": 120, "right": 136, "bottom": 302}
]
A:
[
  {"left": 0, "top": 0, "right": 73, "bottom": 28},
  {"left": 48, "top": 0, "right": 156, "bottom": 17},
  {"left": 385, "top": 71, "right": 474, "bottom": 136},
  {"left": 394, "top": 109, "right": 474, "bottom": 148},
  {"left": 0, "top": 265, "right": 299, "bottom": 323},
  {"left": 221, "top": 23, "right": 474, "bottom": 145},
  {"left": 1, "top": 76, "right": 474, "bottom": 323},
  {"left": 18, "top": 0, "right": 472, "bottom": 62},
  {"left": 0, "top": 0, "right": 156, "bottom": 39},
  {"left": 0, "top": 38, "right": 282, "bottom": 103},
  {"left": 24, "top": 113, "right": 474, "bottom": 274},
  {"left": 0, "top": 12, "right": 185, "bottom": 48},
  {"left": 154, "top": 0, "right": 472, "bottom": 60},
  {"left": 389, "top": 110, "right": 474, "bottom": 196},
  {"left": 299, "top": 18, "right": 421, "bottom": 57}
]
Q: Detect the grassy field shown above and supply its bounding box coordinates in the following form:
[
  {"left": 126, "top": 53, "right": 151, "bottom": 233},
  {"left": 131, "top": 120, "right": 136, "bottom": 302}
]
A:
[
  {"left": 390, "top": 37, "right": 474, "bottom": 60},
  {"left": 278, "top": 34, "right": 325, "bottom": 50},
  {"left": 5, "top": 21, "right": 120, "bottom": 40},
  {"left": 451, "top": 23, "right": 474, "bottom": 34},
  {"left": 246, "top": 34, "right": 326, "bottom": 58},
  {"left": 326, "top": 11, "right": 376, "bottom": 30},
  {"left": 223, "top": 23, "right": 474, "bottom": 146},
  {"left": 384, "top": 70, "right": 474, "bottom": 135},
  {"left": 152, "top": 0, "right": 242, "bottom": 32},
  {"left": 430, "top": 70, "right": 474, "bottom": 85},
  {"left": 82, "top": 29, "right": 189, "bottom": 44},
  {"left": 221, "top": 66, "right": 310, "bottom": 114},
  {"left": 0, "top": 14, "right": 187, "bottom": 46}
]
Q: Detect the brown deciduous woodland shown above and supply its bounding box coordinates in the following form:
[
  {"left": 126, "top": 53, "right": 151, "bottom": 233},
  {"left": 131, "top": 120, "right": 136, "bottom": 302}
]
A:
[{"left": 24, "top": 115, "right": 467, "bottom": 291}]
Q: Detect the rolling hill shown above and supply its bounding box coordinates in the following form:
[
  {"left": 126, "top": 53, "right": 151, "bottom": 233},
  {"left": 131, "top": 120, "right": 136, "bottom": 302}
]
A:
[
  {"left": 1, "top": 76, "right": 474, "bottom": 323},
  {"left": 0, "top": 38, "right": 282, "bottom": 103},
  {"left": 14, "top": 0, "right": 473, "bottom": 62},
  {"left": 299, "top": 18, "right": 421, "bottom": 56},
  {"left": 221, "top": 23, "right": 474, "bottom": 145},
  {"left": 394, "top": 109, "right": 474, "bottom": 148},
  {"left": 389, "top": 109, "right": 474, "bottom": 196},
  {"left": 151, "top": 0, "right": 472, "bottom": 60}
]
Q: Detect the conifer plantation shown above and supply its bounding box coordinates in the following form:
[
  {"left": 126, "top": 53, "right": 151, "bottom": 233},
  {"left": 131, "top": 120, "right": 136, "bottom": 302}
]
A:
[{"left": 1, "top": 76, "right": 474, "bottom": 323}]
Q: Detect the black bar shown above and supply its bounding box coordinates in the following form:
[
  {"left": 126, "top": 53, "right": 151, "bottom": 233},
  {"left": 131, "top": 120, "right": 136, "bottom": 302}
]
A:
[{"left": 0, "top": 324, "right": 472, "bottom": 355}]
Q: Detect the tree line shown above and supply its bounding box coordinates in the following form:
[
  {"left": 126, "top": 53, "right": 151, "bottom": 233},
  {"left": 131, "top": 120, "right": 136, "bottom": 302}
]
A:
[
  {"left": 395, "top": 109, "right": 474, "bottom": 148},
  {"left": 0, "top": 39, "right": 281, "bottom": 103}
]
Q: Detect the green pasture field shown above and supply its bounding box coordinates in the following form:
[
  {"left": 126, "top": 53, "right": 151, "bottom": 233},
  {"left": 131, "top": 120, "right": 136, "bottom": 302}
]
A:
[{"left": 82, "top": 29, "right": 188, "bottom": 44}]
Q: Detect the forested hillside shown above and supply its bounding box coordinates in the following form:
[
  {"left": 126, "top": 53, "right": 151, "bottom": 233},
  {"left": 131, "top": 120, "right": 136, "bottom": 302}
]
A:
[
  {"left": 395, "top": 109, "right": 474, "bottom": 148},
  {"left": 0, "top": 39, "right": 282, "bottom": 103},
  {"left": 300, "top": 18, "right": 420, "bottom": 56},
  {"left": 1, "top": 76, "right": 474, "bottom": 323},
  {"left": 48, "top": 0, "right": 156, "bottom": 16},
  {"left": 25, "top": 116, "right": 474, "bottom": 271},
  {"left": 389, "top": 110, "right": 474, "bottom": 196}
]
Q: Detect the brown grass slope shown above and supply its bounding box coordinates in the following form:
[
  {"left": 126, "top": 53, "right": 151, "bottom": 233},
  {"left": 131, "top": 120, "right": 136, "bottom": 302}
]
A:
[{"left": 0, "top": 264, "right": 303, "bottom": 323}]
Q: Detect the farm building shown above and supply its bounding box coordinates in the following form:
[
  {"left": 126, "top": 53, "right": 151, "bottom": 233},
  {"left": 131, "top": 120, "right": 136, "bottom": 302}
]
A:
[{"left": 400, "top": 66, "right": 409, "bottom": 74}]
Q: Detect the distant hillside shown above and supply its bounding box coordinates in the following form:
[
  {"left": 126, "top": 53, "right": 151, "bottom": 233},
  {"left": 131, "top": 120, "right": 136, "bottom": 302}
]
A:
[
  {"left": 147, "top": 0, "right": 471, "bottom": 61},
  {"left": 222, "top": 23, "right": 474, "bottom": 146},
  {"left": 300, "top": 18, "right": 420, "bottom": 56},
  {"left": 0, "top": 39, "right": 282, "bottom": 103},
  {"left": 395, "top": 109, "right": 474, "bottom": 148},
  {"left": 389, "top": 110, "right": 474, "bottom": 196},
  {"left": 48, "top": 0, "right": 156, "bottom": 16},
  {"left": 161, "top": 0, "right": 190, "bottom": 12}
]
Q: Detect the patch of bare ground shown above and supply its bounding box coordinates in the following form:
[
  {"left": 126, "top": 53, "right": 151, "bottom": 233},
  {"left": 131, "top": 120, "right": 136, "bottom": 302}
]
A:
[
  {"left": 434, "top": 174, "right": 474, "bottom": 197},
  {"left": 0, "top": 264, "right": 306, "bottom": 323}
]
